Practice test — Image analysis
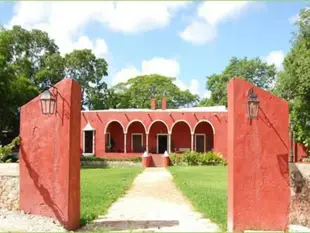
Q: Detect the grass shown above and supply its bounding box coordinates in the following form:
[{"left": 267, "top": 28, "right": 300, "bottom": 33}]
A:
[
  {"left": 169, "top": 166, "right": 227, "bottom": 231},
  {"left": 81, "top": 167, "right": 143, "bottom": 226}
]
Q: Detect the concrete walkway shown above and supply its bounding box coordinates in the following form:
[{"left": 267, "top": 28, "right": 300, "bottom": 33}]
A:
[
  {"left": 81, "top": 168, "right": 220, "bottom": 232},
  {"left": 0, "top": 163, "right": 19, "bottom": 177}
]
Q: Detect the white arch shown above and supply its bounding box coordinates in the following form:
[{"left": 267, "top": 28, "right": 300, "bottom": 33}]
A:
[
  {"left": 147, "top": 120, "right": 169, "bottom": 134},
  {"left": 192, "top": 119, "right": 215, "bottom": 135},
  {"left": 104, "top": 120, "right": 125, "bottom": 134},
  {"left": 125, "top": 119, "right": 147, "bottom": 134},
  {"left": 170, "top": 120, "right": 192, "bottom": 134}
]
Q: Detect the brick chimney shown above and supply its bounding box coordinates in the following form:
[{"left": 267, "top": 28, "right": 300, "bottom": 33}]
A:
[
  {"left": 161, "top": 97, "right": 167, "bottom": 110},
  {"left": 151, "top": 98, "right": 156, "bottom": 110}
]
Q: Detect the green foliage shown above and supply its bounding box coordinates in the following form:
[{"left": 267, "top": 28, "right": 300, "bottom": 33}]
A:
[
  {"left": 275, "top": 8, "right": 310, "bottom": 153},
  {"left": 0, "top": 26, "right": 110, "bottom": 135},
  {"left": 201, "top": 57, "right": 277, "bottom": 107},
  {"left": 169, "top": 151, "right": 226, "bottom": 166},
  {"left": 0, "top": 136, "right": 20, "bottom": 163},
  {"left": 169, "top": 166, "right": 227, "bottom": 230},
  {"left": 80, "top": 156, "right": 142, "bottom": 163},
  {"left": 65, "top": 49, "right": 109, "bottom": 109},
  {"left": 112, "top": 74, "right": 199, "bottom": 109},
  {"left": 81, "top": 167, "right": 143, "bottom": 225}
]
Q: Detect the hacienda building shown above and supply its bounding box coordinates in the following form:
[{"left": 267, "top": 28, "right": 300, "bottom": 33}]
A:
[{"left": 80, "top": 97, "right": 228, "bottom": 161}]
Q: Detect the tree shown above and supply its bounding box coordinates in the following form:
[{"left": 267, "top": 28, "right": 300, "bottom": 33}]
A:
[
  {"left": 275, "top": 8, "right": 310, "bottom": 152},
  {"left": 112, "top": 74, "right": 199, "bottom": 109},
  {"left": 0, "top": 26, "right": 61, "bottom": 135},
  {"left": 200, "top": 57, "right": 277, "bottom": 106},
  {"left": 64, "top": 49, "right": 108, "bottom": 109},
  {"left": 0, "top": 26, "right": 110, "bottom": 139}
]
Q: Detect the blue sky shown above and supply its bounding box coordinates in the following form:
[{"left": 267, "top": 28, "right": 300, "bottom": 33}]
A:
[{"left": 0, "top": 1, "right": 308, "bottom": 98}]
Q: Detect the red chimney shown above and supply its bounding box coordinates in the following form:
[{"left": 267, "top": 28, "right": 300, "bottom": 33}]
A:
[
  {"left": 162, "top": 97, "right": 167, "bottom": 110},
  {"left": 151, "top": 98, "right": 156, "bottom": 110}
]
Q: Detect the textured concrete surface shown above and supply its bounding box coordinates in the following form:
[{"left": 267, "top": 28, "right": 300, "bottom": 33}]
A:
[
  {"left": 81, "top": 168, "right": 220, "bottom": 232},
  {"left": 19, "top": 78, "right": 81, "bottom": 230},
  {"left": 227, "top": 78, "right": 290, "bottom": 232},
  {"left": 290, "top": 163, "right": 310, "bottom": 228},
  {"left": 0, "top": 176, "right": 19, "bottom": 210},
  {"left": 0, "top": 163, "right": 19, "bottom": 176}
]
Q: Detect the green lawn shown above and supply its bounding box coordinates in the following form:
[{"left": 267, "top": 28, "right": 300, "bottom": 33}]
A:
[
  {"left": 81, "top": 167, "right": 143, "bottom": 225},
  {"left": 169, "top": 166, "right": 227, "bottom": 230}
]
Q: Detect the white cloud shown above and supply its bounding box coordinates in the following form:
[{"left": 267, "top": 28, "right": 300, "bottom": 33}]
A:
[
  {"left": 265, "top": 50, "right": 285, "bottom": 71},
  {"left": 180, "top": 1, "right": 251, "bottom": 45},
  {"left": 179, "top": 20, "right": 217, "bottom": 44},
  {"left": 189, "top": 79, "right": 200, "bottom": 95},
  {"left": 289, "top": 8, "right": 310, "bottom": 24},
  {"left": 112, "top": 67, "right": 140, "bottom": 85},
  {"left": 141, "top": 57, "right": 180, "bottom": 77},
  {"left": 198, "top": 1, "right": 249, "bottom": 25},
  {"left": 203, "top": 90, "right": 211, "bottom": 99},
  {"left": 289, "top": 14, "right": 300, "bottom": 24},
  {"left": 112, "top": 57, "right": 200, "bottom": 96},
  {"left": 8, "top": 1, "right": 190, "bottom": 56}
]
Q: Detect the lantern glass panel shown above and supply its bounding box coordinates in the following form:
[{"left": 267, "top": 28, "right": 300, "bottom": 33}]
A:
[
  {"left": 49, "top": 99, "right": 56, "bottom": 114},
  {"left": 41, "top": 99, "right": 48, "bottom": 114},
  {"left": 249, "top": 102, "right": 258, "bottom": 118}
]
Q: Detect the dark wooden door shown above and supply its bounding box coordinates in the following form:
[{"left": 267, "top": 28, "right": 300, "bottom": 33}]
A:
[
  {"left": 158, "top": 135, "right": 168, "bottom": 154},
  {"left": 84, "top": 131, "right": 93, "bottom": 153},
  {"left": 196, "top": 135, "right": 205, "bottom": 153},
  {"left": 132, "top": 134, "right": 142, "bottom": 152}
]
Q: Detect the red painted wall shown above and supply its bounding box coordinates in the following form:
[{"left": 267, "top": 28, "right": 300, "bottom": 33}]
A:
[
  {"left": 19, "top": 79, "right": 81, "bottom": 230},
  {"left": 106, "top": 122, "right": 124, "bottom": 152},
  {"left": 126, "top": 122, "right": 146, "bottom": 152},
  {"left": 148, "top": 121, "right": 168, "bottom": 153},
  {"left": 194, "top": 122, "right": 214, "bottom": 151},
  {"left": 295, "top": 142, "right": 308, "bottom": 162},
  {"left": 227, "top": 78, "right": 290, "bottom": 232},
  {"left": 81, "top": 110, "right": 228, "bottom": 158},
  {"left": 171, "top": 122, "right": 191, "bottom": 151}
]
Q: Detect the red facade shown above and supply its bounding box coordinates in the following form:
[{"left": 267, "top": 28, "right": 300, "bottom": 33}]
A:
[{"left": 80, "top": 99, "right": 228, "bottom": 159}]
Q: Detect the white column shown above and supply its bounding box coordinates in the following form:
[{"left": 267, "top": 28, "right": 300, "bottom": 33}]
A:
[
  {"left": 168, "top": 133, "right": 171, "bottom": 154},
  {"left": 191, "top": 133, "right": 194, "bottom": 151},
  {"left": 124, "top": 133, "right": 127, "bottom": 153},
  {"left": 146, "top": 133, "right": 149, "bottom": 153}
]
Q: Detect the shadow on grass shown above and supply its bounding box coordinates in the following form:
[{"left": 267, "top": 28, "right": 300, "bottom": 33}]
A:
[{"left": 79, "top": 220, "right": 179, "bottom": 231}]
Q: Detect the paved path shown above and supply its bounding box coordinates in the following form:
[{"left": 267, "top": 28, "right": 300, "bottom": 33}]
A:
[
  {"left": 81, "top": 168, "right": 220, "bottom": 232},
  {"left": 0, "top": 163, "right": 19, "bottom": 177}
]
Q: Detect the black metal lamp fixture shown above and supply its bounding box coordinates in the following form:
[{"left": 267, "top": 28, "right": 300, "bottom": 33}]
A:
[
  {"left": 40, "top": 86, "right": 58, "bottom": 115},
  {"left": 247, "top": 87, "right": 260, "bottom": 119}
]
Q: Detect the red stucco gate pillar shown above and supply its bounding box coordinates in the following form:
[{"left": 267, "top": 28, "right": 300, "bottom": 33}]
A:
[
  {"left": 227, "top": 78, "right": 290, "bottom": 232},
  {"left": 19, "top": 79, "right": 81, "bottom": 230}
]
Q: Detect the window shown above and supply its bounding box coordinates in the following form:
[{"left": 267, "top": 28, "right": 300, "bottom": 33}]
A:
[
  {"left": 106, "top": 133, "right": 111, "bottom": 146},
  {"left": 84, "top": 131, "right": 94, "bottom": 154}
]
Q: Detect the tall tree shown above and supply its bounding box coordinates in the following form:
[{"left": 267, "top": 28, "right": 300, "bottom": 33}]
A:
[
  {"left": 112, "top": 74, "right": 199, "bottom": 109},
  {"left": 64, "top": 49, "right": 108, "bottom": 109},
  {"left": 200, "top": 57, "right": 277, "bottom": 106},
  {"left": 275, "top": 8, "right": 310, "bottom": 152},
  {"left": 0, "top": 26, "right": 62, "bottom": 136}
]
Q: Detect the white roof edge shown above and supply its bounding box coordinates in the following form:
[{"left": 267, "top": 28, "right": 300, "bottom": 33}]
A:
[
  {"left": 82, "top": 106, "right": 227, "bottom": 113},
  {"left": 83, "top": 122, "right": 95, "bottom": 131}
]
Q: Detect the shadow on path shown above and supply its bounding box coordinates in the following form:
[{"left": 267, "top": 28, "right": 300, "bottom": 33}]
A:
[{"left": 79, "top": 220, "right": 179, "bottom": 231}]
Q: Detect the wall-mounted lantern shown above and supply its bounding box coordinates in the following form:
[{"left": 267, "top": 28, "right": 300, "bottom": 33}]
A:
[
  {"left": 40, "top": 86, "right": 58, "bottom": 115},
  {"left": 247, "top": 87, "right": 260, "bottom": 119}
]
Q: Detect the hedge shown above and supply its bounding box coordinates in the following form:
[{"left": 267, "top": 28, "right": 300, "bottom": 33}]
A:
[{"left": 169, "top": 151, "right": 227, "bottom": 166}]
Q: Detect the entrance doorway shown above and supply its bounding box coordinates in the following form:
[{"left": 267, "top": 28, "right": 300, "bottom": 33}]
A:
[
  {"left": 157, "top": 134, "right": 168, "bottom": 154},
  {"left": 195, "top": 134, "right": 205, "bottom": 153},
  {"left": 132, "top": 133, "right": 143, "bottom": 152}
]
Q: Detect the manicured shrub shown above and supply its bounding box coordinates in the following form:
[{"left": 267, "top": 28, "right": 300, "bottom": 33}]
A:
[
  {"left": 169, "top": 151, "right": 226, "bottom": 166},
  {"left": 0, "top": 136, "right": 20, "bottom": 163},
  {"left": 80, "top": 156, "right": 142, "bottom": 163}
]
